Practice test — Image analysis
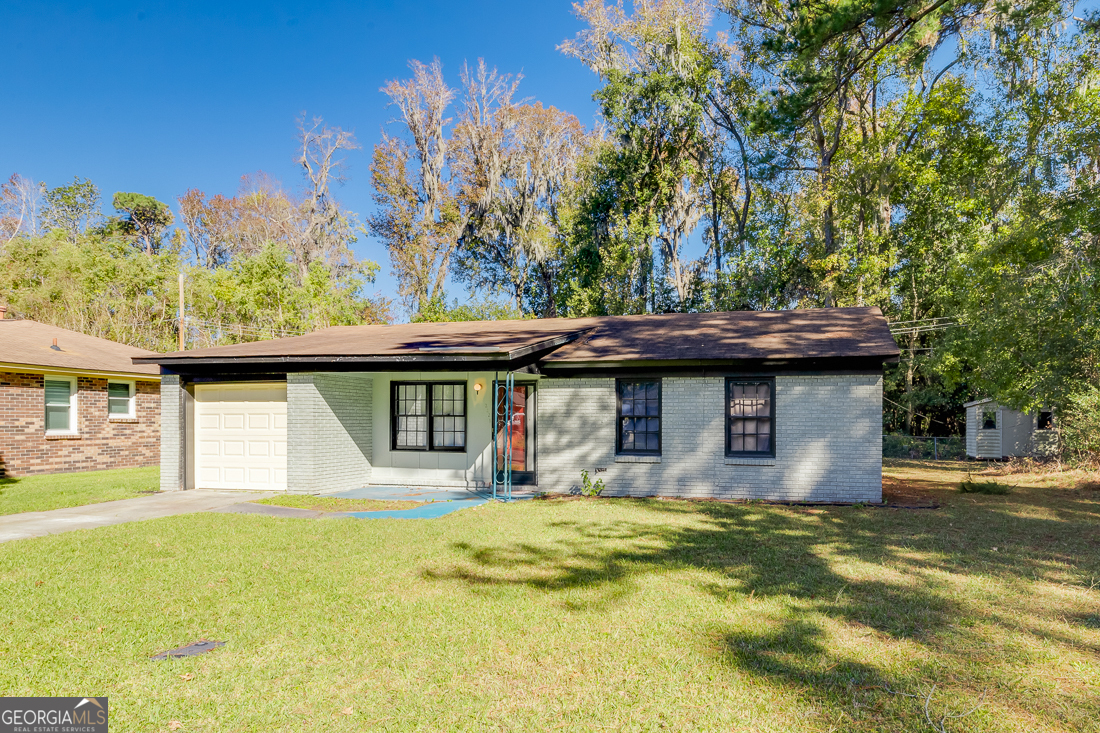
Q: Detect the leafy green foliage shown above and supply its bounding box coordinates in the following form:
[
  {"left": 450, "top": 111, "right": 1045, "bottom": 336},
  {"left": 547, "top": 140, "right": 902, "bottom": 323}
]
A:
[
  {"left": 0, "top": 234, "right": 387, "bottom": 351},
  {"left": 410, "top": 295, "right": 527, "bottom": 323},
  {"left": 1059, "top": 385, "right": 1100, "bottom": 463},
  {"left": 959, "top": 476, "right": 1014, "bottom": 494},
  {"left": 39, "top": 177, "right": 101, "bottom": 241},
  {"left": 112, "top": 192, "right": 174, "bottom": 254},
  {"left": 580, "top": 468, "right": 605, "bottom": 496}
]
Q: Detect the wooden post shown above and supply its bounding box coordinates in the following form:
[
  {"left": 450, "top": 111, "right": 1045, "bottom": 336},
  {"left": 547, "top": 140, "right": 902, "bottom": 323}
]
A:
[{"left": 178, "top": 273, "right": 185, "bottom": 351}]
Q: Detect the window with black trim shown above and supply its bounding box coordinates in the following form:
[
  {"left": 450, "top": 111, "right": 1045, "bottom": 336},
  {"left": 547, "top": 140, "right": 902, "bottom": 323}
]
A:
[
  {"left": 392, "top": 382, "right": 466, "bottom": 451},
  {"left": 726, "top": 379, "right": 774, "bottom": 456},
  {"left": 617, "top": 379, "right": 661, "bottom": 455},
  {"left": 1037, "top": 411, "right": 1053, "bottom": 430}
]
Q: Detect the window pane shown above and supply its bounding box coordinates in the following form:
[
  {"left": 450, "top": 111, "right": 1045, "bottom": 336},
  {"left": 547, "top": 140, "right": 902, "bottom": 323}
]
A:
[
  {"left": 395, "top": 384, "right": 429, "bottom": 448},
  {"left": 108, "top": 382, "right": 130, "bottom": 416},
  {"left": 46, "top": 404, "right": 70, "bottom": 431},
  {"left": 44, "top": 380, "right": 70, "bottom": 405},
  {"left": 618, "top": 380, "right": 660, "bottom": 453},
  {"left": 430, "top": 384, "right": 466, "bottom": 449},
  {"left": 728, "top": 381, "right": 773, "bottom": 454},
  {"left": 45, "top": 380, "right": 71, "bottom": 431}
]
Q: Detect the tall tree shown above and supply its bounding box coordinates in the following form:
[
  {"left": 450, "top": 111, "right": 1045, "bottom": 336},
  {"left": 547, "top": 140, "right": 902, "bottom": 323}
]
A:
[
  {"left": 0, "top": 174, "right": 41, "bottom": 246},
  {"left": 294, "top": 115, "right": 363, "bottom": 281},
  {"left": 370, "top": 59, "right": 463, "bottom": 312},
  {"left": 112, "top": 192, "right": 174, "bottom": 255},
  {"left": 453, "top": 67, "right": 590, "bottom": 316},
  {"left": 39, "top": 177, "right": 101, "bottom": 241}
]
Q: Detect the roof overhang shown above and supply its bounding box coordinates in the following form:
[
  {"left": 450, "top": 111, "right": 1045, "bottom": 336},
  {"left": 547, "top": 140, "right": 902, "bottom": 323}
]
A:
[
  {"left": 538, "top": 354, "right": 894, "bottom": 376},
  {"left": 0, "top": 361, "right": 161, "bottom": 381}
]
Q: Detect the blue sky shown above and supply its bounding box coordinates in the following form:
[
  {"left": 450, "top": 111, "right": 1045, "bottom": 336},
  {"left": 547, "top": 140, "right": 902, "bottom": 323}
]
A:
[{"left": 0, "top": 0, "right": 602, "bottom": 306}]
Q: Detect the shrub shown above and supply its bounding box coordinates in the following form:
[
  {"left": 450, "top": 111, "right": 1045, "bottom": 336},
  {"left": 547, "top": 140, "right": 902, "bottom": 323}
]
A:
[
  {"left": 959, "top": 475, "right": 1014, "bottom": 494},
  {"left": 580, "top": 469, "right": 605, "bottom": 497},
  {"left": 1061, "top": 385, "right": 1100, "bottom": 465}
]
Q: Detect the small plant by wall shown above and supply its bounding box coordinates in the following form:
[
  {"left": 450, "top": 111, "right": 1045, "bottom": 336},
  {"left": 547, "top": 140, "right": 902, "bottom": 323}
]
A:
[{"left": 580, "top": 469, "right": 605, "bottom": 497}]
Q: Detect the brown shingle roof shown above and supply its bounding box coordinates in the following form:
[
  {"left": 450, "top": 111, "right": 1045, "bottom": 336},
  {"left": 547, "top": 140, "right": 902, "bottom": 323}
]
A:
[
  {"left": 543, "top": 308, "right": 900, "bottom": 363},
  {"left": 141, "top": 318, "right": 594, "bottom": 360},
  {"left": 136, "top": 307, "right": 898, "bottom": 366},
  {"left": 0, "top": 320, "right": 160, "bottom": 376}
]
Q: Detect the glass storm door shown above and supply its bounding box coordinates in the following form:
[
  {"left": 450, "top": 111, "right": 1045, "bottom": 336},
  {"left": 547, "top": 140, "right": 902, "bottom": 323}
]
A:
[{"left": 495, "top": 383, "right": 535, "bottom": 485}]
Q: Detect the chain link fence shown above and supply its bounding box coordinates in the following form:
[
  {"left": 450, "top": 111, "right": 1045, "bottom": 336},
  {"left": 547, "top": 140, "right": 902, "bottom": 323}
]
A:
[{"left": 883, "top": 435, "right": 966, "bottom": 461}]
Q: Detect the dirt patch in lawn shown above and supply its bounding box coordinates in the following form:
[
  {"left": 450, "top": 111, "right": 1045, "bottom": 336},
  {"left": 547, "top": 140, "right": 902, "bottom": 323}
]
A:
[{"left": 254, "top": 496, "right": 431, "bottom": 513}]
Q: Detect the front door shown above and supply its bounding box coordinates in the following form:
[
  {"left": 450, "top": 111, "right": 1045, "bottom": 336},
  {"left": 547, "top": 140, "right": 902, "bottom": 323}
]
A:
[{"left": 495, "top": 383, "right": 535, "bottom": 486}]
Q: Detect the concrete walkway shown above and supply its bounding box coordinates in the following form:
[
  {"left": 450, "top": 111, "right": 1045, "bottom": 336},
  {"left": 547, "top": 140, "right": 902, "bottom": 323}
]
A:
[
  {"left": 0, "top": 490, "right": 264, "bottom": 543},
  {"left": 1, "top": 484, "right": 539, "bottom": 543},
  {"left": 213, "top": 485, "right": 537, "bottom": 521}
]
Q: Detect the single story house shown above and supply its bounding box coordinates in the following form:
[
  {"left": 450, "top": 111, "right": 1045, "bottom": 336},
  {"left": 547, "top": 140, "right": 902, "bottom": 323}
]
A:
[
  {"left": 964, "top": 398, "right": 1057, "bottom": 459},
  {"left": 0, "top": 310, "right": 161, "bottom": 477},
  {"left": 135, "top": 307, "right": 900, "bottom": 502}
]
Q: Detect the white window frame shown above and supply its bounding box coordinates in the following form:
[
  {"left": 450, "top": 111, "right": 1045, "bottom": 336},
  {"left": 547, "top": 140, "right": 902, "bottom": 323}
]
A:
[
  {"left": 44, "top": 375, "right": 79, "bottom": 435},
  {"left": 107, "top": 379, "right": 136, "bottom": 419}
]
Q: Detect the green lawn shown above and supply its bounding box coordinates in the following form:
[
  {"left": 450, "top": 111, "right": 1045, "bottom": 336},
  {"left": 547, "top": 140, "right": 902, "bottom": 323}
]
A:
[
  {"left": 0, "top": 466, "right": 159, "bottom": 515},
  {"left": 1, "top": 461, "right": 1098, "bottom": 731}
]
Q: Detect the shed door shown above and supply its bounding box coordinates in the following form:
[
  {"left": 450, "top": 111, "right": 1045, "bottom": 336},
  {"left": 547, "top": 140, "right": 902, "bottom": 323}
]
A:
[{"left": 195, "top": 383, "right": 287, "bottom": 491}]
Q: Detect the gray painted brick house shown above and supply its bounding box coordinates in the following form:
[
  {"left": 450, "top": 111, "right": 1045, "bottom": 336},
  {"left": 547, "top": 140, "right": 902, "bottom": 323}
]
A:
[{"left": 135, "top": 307, "right": 900, "bottom": 502}]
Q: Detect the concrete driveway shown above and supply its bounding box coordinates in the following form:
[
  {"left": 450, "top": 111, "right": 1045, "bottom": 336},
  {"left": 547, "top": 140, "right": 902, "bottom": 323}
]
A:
[{"left": 0, "top": 490, "right": 265, "bottom": 543}]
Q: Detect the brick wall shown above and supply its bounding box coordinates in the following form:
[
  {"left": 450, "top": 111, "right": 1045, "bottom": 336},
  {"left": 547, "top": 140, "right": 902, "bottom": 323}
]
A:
[
  {"left": 287, "top": 373, "right": 373, "bottom": 494},
  {"left": 536, "top": 374, "right": 883, "bottom": 502},
  {"left": 0, "top": 370, "right": 161, "bottom": 477},
  {"left": 159, "top": 376, "right": 185, "bottom": 491}
]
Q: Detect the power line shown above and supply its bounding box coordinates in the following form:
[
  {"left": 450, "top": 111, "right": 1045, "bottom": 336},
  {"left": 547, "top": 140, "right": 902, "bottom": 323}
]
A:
[
  {"left": 882, "top": 394, "right": 952, "bottom": 427},
  {"left": 182, "top": 317, "right": 306, "bottom": 340}
]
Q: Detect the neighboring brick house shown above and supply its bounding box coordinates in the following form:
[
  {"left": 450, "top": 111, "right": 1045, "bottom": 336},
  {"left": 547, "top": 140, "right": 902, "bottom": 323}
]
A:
[
  {"left": 138, "top": 308, "right": 899, "bottom": 502},
  {"left": 0, "top": 312, "right": 161, "bottom": 477}
]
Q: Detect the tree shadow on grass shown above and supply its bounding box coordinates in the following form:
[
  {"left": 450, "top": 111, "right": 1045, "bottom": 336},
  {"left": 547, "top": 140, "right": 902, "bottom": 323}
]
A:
[{"left": 422, "top": 493, "right": 1100, "bottom": 729}]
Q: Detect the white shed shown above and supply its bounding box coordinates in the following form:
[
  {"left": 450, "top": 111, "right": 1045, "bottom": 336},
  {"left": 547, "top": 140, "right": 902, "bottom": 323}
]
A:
[{"left": 964, "top": 398, "right": 1057, "bottom": 459}]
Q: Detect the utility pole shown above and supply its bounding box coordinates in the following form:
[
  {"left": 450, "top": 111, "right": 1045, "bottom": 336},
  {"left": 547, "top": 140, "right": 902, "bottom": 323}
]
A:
[{"left": 178, "top": 273, "right": 185, "bottom": 351}]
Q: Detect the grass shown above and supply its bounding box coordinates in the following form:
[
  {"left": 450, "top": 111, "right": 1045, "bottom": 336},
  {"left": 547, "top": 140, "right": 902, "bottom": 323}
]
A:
[
  {"left": 254, "top": 495, "right": 430, "bottom": 513},
  {"left": 0, "top": 466, "right": 159, "bottom": 516},
  {"left": 1, "top": 459, "right": 1097, "bottom": 731},
  {"left": 959, "top": 477, "right": 1014, "bottom": 494}
]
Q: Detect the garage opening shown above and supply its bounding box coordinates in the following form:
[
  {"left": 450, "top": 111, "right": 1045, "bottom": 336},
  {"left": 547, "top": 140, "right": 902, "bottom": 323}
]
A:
[{"left": 194, "top": 382, "right": 287, "bottom": 491}]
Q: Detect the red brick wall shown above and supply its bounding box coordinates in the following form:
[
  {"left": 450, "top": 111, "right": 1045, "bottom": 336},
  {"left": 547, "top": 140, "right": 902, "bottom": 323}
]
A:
[{"left": 0, "top": 370, "right": 160, "bottom": 477}]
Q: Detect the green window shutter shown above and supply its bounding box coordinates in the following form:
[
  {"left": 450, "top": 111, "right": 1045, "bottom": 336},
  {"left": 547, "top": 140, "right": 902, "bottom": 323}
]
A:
[
  {"left": 44, "top": 379, "right": 72, "bottom": 431},
  {"left": 108, "top": 383, "right": 131, "bottom": 415}
]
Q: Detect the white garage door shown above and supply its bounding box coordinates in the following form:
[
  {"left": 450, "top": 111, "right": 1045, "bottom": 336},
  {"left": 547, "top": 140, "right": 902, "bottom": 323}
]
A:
[{"left": 195, "top": 383, "right": 288, "bottom": 491}]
